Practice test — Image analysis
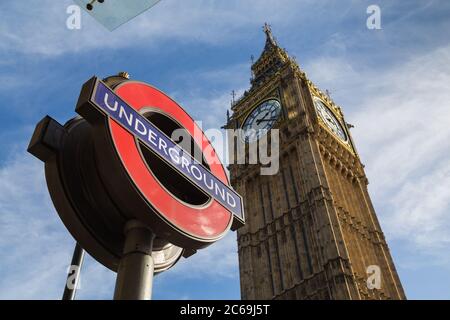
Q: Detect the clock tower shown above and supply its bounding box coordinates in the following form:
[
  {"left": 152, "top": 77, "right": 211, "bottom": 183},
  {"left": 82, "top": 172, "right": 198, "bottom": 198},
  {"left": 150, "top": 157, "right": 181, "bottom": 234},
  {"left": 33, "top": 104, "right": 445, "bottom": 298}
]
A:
[{"left": 225, "top": 25, "right": 405, "bottom": 300}]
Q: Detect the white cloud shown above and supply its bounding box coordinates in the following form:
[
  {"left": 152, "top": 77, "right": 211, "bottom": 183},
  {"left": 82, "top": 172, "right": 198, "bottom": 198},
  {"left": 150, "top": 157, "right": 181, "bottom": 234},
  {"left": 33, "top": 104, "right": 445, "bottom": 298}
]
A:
[
  {"left": 75, "top": 254, "right": 115, "bottom": 300},
  {"left": 306, "top": 44, "right": 450, "bottom": 260},
  {"left": 161, "top": 232, "right": 239, "bottom": 280},
  {"left": 0, "top": 151, "right": 73, "bottom": 299},
  {"left": 0, "top": 0, "right": 313, "bottom": 56},
  {"left": 169, "top": 64, "right": 250, "bottom": 167}
]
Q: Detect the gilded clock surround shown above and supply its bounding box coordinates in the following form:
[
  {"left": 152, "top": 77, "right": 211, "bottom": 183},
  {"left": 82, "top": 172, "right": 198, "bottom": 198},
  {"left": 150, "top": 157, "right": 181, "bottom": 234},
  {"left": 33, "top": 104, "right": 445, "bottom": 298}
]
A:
[
  {"left": 241, "top": 97, "right": 282, "bottom": 126},
  {"left": 225, "top": 25, "right": 405, "bottom": 300},
  {"left": 240, "top": 97, "right": 283, "bottom": 142}
]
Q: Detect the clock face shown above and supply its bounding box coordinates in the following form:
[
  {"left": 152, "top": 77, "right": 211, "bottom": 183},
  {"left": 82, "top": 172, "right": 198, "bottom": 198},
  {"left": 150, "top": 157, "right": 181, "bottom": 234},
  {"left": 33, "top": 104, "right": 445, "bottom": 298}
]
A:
[
  {"left": 313, "top": 97, "right": 347, "bottom": 142},
  {"left": 241, "top": 99, "right": 282, "bottom": 142}
]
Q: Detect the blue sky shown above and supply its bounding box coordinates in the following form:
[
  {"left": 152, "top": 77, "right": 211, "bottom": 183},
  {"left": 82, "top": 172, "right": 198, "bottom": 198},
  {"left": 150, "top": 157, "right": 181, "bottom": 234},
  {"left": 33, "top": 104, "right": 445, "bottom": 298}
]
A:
[{"left": 1, "top": 0, "right": 450, "bottom": 300}]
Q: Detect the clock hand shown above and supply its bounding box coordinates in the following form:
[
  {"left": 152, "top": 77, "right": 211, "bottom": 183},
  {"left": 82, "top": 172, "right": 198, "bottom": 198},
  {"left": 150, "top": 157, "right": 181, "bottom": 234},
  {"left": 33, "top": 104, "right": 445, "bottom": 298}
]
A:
[
  {"left": 255, "top": 111, "right": 271, "bottom": 125},
  {"left": 256, "top": 117, "right": 277, "bottom": 124}
]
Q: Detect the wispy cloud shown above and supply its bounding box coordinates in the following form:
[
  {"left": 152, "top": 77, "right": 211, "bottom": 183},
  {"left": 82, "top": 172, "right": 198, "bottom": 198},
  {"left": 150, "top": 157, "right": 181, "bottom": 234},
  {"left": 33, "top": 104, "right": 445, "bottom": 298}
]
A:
[
  {"left": 306, "top": 44, "right": 450, "bottom": 261},
  {"left": 164, "top": 232, "right": 239, "bottom": 280},
  {"left": 0, "top": 150, "right": 73, "bottom": 299},
  {"left": 0, "top": 0, "right": 313, "bottom": 57}
]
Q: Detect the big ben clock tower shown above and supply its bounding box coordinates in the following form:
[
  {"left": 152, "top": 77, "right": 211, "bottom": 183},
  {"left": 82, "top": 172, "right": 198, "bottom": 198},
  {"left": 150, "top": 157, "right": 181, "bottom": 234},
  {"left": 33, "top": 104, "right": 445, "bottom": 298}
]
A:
[{"left": 225, "top": 25, "right": 406, "bottom": 300}]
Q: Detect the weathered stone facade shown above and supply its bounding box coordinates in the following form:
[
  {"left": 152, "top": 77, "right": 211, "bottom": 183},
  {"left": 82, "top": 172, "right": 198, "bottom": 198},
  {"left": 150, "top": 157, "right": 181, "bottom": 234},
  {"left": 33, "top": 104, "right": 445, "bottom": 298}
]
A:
[{"left": 225, "top": 26, "right": 405, "bottom": 300}]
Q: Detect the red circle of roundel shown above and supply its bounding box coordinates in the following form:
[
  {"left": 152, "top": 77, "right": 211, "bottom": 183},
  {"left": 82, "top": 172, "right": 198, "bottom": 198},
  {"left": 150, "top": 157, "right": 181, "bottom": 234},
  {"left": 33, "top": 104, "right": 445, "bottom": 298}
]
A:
[{"left": 109, "top": 81, "right": 232, "bottom": 240}]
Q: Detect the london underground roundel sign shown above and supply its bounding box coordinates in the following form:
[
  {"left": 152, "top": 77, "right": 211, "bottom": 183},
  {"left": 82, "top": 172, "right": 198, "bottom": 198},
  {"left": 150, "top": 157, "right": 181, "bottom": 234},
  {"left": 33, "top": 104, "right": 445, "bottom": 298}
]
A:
[
  {"left": 76, "top": 77, "right": 245, "bottom": 247},
  {"left": 28, "top": 75, "right": 245, "bottom": 272}
]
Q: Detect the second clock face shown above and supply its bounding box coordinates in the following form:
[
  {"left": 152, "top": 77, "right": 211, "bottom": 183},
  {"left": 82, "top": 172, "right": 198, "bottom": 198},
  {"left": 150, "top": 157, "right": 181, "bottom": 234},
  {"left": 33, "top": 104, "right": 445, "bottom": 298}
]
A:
[
  {"left": 241, "top": 99, "right": 282, "bottom": 143},
  {"left": 313, "top": 97, "right": 347, "bottom": 142}
]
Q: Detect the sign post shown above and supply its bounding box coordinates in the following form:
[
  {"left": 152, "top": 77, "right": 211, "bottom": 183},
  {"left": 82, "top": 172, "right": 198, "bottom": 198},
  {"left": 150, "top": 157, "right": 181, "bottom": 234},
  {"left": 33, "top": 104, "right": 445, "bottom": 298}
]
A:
[
  {"left": 113, "top": 220, "right": 155, "bottom": 300},
  {"left": 62, "top": 242, "right": 85, "bottom": 300}
]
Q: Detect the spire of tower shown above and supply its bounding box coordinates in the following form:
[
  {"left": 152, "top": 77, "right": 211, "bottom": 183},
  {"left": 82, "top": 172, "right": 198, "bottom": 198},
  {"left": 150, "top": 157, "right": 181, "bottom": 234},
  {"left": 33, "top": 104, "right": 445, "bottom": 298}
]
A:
[
  {"left": 263, "top": 22, "right": 277, "bottom": 50},
  {"left": 250, "top": 23, "right": 289, "bottom": 88}
]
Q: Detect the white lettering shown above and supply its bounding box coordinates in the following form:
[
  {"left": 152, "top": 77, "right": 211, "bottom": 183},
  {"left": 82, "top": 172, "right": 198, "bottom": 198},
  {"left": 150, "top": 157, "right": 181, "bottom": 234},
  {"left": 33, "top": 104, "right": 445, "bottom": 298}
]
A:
[
  {"left": 215, "top": 184, "right": 226, "bottom": 201},
  {"left": 226, "top": 192, "right": 237, "bottom": 208},
  {"left": 104, "top": 93, "right": 118, "bottom": 112},
  {"left": 191, "top": 165, "right": 203, "bottom": 181},
  {"left": 168, "top": 148, "right": 180, "bottom": 164},
  {"left": 181, "top": 156, "right": 191, "bottom": 174},
  {"left": 148, "top": 129, "right": 157, "bottom": 147},
  {"left": 203, "top": 175, "right": 214, "bottom": 190},
  {"left": 119, "top": 105, "right": 133, "bottom": 127},
  {"left": 134, "top": 119, "right": 147, "bottom": 136},
  {"left": 158, "top": 138, "right": 168, "bottom": 156}
]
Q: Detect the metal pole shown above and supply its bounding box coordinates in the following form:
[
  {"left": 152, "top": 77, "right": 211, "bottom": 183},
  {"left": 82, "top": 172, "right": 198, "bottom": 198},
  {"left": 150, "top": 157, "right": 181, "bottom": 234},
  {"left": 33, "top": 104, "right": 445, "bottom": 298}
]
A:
[
  {"left": 62, "top": 242, "right": 85, "bottom": 300},
  {"left": 113, "top": 220, "right": 155, "bottom": 300}
]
